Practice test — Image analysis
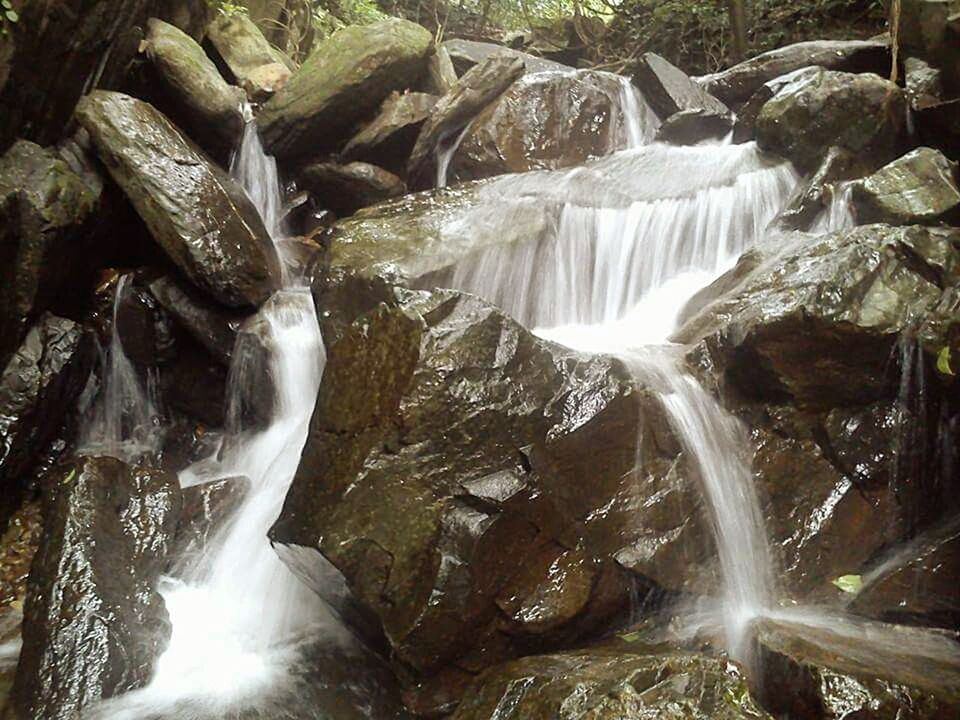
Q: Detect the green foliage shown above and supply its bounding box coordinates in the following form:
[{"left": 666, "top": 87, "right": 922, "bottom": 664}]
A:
[
  {"left": 207, "top": 0, "right": 249, "bottom": 15},
  {"left": 938, "top": 346, "right": 955, "bottom": 376},
  {"left": 832, "top": 574, "right": 864, "bottom": 594},
  {"left": 1, "top": 0, "right": 18, "bottom": 37}
]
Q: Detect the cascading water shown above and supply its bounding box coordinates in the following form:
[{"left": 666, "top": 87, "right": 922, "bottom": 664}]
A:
[
  {"left": 78, "top": 273, "right": 163, "bottom": 463},
  {"left": 91, "top": 119, "right": 334, "bottom": 718}
]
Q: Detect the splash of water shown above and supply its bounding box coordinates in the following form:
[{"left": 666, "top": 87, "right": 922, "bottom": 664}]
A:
[{"left": 77, "top": 273, "right": 163, "bottom": 463}]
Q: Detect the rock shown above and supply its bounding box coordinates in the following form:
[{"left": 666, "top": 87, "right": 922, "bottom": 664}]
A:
[
  {"left": 755, "top": 68, "right": 906, "bottom": 172},
  {"left": 914, "top": 98, "right": 960, "bottom": 161},
  {"left": 441, "top": 38, "right": 570, "bottom": 75},
  {"left": 905, "top": 56, "right": 945, "bottom": 110},
  {"left": 271, "top": 288, "right": 694, "bottom": 675},
  {"left": 156, "top": 0, "right": 213, "bottom": 42},
  {"left": 258, "top": 19, "right": 433, "bottom": 161},
  {"left": 424, "top": 46, "right": 458, "bottom": 95},
  {"left": 655, "top": 108, "right": 733, "bottom": 145},
  {"left": 0, "top": 1, "right": 158, "bottom": 150},
  {"left": 632, "top": 52, "right": 731, "bottom": 121},
  {"left": 341, "top": 92, "right": 438, "bottom": 176},
  {"left": 170, "top": 476, "right": 249, "bottom": 575},
  {"left": 696, "top": 39, "right": 892, "bottom": 108},
  {"left": 756, "top": 616, "right": 960, "bottom": 719},
  {"left": 0, "top": 501, "right": 43, "bottom": 609},
  {"left": 852, "top": 147, "right": 960, "bottom": 225},
  {"left": 0, "top": 140, "right": 98, "bottom": 368},
  {"left": 676, "top": 225, "right": 954, "bottom": 409},
  {"left": 453, "top": 648, "right": 773, "bottom": 720},
  {"left": 732, "top": 66, "right": 821, "bottom": 145},
  {"left": 141, "top": 18, "right": 245, "bottom": 159},
  {"left": 11, "top": 456, "right": 181, "bottom": 720},
  {"left": 408, "top": 54, "right": 525, "bottom": 189},
  {"left": 205, "top": 11, "right": 294, "bottom": 100},
  {"left": 299, "top": 161, "right": 407, "bottom": 216},
  {"left": 159, "top": 342, "right": 227, "bottom": 428},
  {"left": 774, "top": 145, "right": 868, "bottom": 231},
  {"left": 850, "top": 520, "right": 960, "bottom": 628},
  {"left": 899, "top": 0, "right": 960, "bottom": 88},
  {"left": 240, "top": 61, "right": 291, "bottom": 102},
  {"left": 75, "top": 90, "right": 281, "bottom": 308},
  {"left": 447, "top": 70, "right": 658, "bottom": 183},
  {"left": 147, "top": 275, "right": 244, "bottom": 365},
  {"left": 0, "top": 315, "right": 95, "bottom": 531}
]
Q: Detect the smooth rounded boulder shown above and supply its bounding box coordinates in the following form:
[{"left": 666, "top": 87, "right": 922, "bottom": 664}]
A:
[
  {"left": 75, "top": 90, "right": 281, "bottom": 308},
  {"left": 755, "top": 68, "right": 906, "bottom": 172},
  {"left": 258, "top": 19, "right": 433, "bottom": 161}
]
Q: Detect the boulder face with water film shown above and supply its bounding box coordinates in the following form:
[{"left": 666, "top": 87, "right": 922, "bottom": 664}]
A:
[
  {"left": 447, "top": 70, "right": 657, "bottom": 183},
  {"left": 755, "top": 68, "right": 906, "bottom": 173},
  {"left": 676, "top": 224, "right": 956, "bottom": 409},
  {"left": 299, "top": 161, "right": 407, "bottom": 216},
  {"left": 272, "top": 287, "right": 724, "bottom": 678},
  {"left": 452, "top": 647, "right": 774, "bottom": 720},
  {"left": 407, "top": 54, "right": 525, "bottom": 189},
  {"left": 852, "top": 146, "right": 960, "bottom": 225},
  {"left": 75, "top": 90, "right": 281, "bottom": 309},
  {"left": 11, "top": 456, "right": 181, "bottom": 720},
  {"left": 341, "top": 91, "right": 438, "bottom": 176},
  {"left": 258, "top": 18, "right": 433, "bottom": 160},
  {"left": 0, "top": 315, "right": 95, "bottom": 531}
]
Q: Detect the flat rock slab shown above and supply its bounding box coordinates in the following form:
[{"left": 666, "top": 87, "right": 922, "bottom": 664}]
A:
[
  {"left": 75, "top": 90, "right": 280, "bottom": 309},
  {"left": 853, "top": 146, "right": 960, "bottom": 225}
]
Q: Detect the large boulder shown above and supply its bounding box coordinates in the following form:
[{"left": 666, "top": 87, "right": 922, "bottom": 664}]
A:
[
  {"left": 453, "top": 648, "right": 773, "bottom": 720},
  {"left": 756, "top": 616, "right": 960, "bottom": 719},
  {"left": 0, "top": 315, "right": 95, "bottom": 531},
  {"left": 0, "top": 140, "right": 99, "bottom": 367},
  {"left": 755, "top": 68, "right": 906, "bottom": 172},
  {"left": 271, "top": 288, "right": 704, "bottom": 677},
  {"left": 447, "top": 70, "right": 659, "bottom": 183},
  {"left": 141, "top": 17, "right": 245, "bottom": 159},
  {"left": 341, "top": 91, "right": 438, "bottom": 176},
  {"left": 407, "top": 54, "right": 525, "bottom": 189},
  {"left": 299, "top": 161, "right": 406, "bottom": 216},
  {"left": 205, "top": 11, "right": 294, "bottom": 100},
  {"left": 258, "top": 19, "right": 433, "bottom": 161},
  {"left": 632, "top": 52, "right": 731, "bottom": 122},
  {"left": 676, "top": 225, "right": 955, "bottom": 409},
  {"left": 441, "top": 38, "right": 569, "bottom": 75},
  {"left": 696, "top": 39, "right": 892, "bottom": 108},
  {"left": 10, "top": 456, "right": 181, "bottom": 720},
  {"left": 852, "top": 146, "right": 960, "bottom": 225},
  {"left": 75, "top": 91, "right": 281, "bottom": 308}
]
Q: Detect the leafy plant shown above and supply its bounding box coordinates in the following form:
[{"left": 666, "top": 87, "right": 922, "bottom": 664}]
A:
[
  {"left": 1, "top": 0, "right": 19, "bottom": 37},
  {"left": 832, "top": 574, "right": 863, "bottom": 594},
  {"left": 207, "top": 0, "right": 249, "bottom": 15}
]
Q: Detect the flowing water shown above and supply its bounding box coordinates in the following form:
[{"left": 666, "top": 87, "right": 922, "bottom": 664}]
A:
[{"left": 77, "top": 273, "right": 163, "bottom": 464}]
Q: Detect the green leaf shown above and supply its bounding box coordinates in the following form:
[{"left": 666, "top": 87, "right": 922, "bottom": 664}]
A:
[
  {"left": 4, "top": 9, "right": 17, "bottom": 22},
  {"left": 0, "top": 1, "right": 11, "bottom": 9},
  {"left": 832, "top": 574, "right": 863, "bottom": 594},
  {"left": 618, "top": 631, "right": 641, "bottom": 643},
  {"left": 937, "top": 346, "right": 955, "bottom": 376}
]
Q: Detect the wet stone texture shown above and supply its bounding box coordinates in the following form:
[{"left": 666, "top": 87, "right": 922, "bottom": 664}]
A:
[
  {"left": 11, "top": 456, "right": 181, "bottom": 720},
  {"left": 271, "top": 287, "right": 726, "bottom": 688},
  {"left": 74, "top": 90, "right": 281, "bottom": 309},
  {"left": 452, "top": 647, "right": 774, "bottom": 720}
]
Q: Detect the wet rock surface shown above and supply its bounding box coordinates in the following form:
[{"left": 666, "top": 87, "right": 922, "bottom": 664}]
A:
[
  {"left": 852, "top": 147, "right": 960, "bottom": 225},
  {"left": 632, "top": 52, "right": 731, "bottom": 121},
  {"left": 11, "top": 456, "right": 181, "bottom": 720},
  {"left": 676, "top": 225, "right": 953, "bottom": 409},
  {"left": 341, "top": 92, "right": 438, "bottom": 176},
  {"left": 258, "top": 19, "right": 433, "bottom": 161},
  {"left": 696, "top": 39, "right": 892, "bottom": 108},
  {"left": 407, "top": 54, "right": 525, "bottom": 188},
  {"left": 448, "top": 70, "right": 654, "bottom": 182},
  {"left": 755, "top": 68, "right": 906, "bottom": 172},
  {"left": 0, "top": 140, "right": 99, "bottom": 368},
  {"left": 453, "top": 647, "right": 773, "bottom": 720},
  {"left": 170, "top": 476, "right": 250, "bottom": 575},
  {"left": 0, "top": 315, "right": 95, "bottom": 531},
  {"left": 205, "top": 12, "right": 293, "bottom": 100},
  {"left": 300, "top": 161, "right": 407, "bottom": 216},
  {"left": 75, "top": 90, "right": 281, "bottom": 308},
  {"left": 141, "top": 18, "right": 246, "bottom": 160},
  {"left": 441, "top": 38, "right": 569, "bottom": 75}
]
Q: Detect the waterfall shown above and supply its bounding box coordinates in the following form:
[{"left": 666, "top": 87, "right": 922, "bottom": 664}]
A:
[
  {"left": 92, "top": 119, "right": 331, "bottom": 717},
  {"left": 77, "top": 273, "right": 163, "bottom": 464}
]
